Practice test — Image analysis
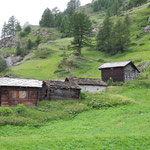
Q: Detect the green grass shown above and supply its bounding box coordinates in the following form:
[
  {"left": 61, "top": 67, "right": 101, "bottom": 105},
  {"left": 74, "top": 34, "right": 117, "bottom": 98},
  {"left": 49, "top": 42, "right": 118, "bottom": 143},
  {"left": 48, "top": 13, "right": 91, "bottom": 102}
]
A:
[
  {"left": 0, "top": 85, "right": 150, "bottom": 149},
  {"left": 0, "top": 76, "right": 150, "bottom": 149}
]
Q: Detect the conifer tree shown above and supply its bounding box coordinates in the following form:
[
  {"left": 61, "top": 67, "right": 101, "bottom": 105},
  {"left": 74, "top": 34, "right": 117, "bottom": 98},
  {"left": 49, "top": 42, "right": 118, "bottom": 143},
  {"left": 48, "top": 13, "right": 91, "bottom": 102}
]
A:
[
  {"left": 1, "top": 22, "right": 8, "bottom": 39},
  {"left": 39, "top": 8, "right": 55, "bottom": 27},
  {"left": 15, "top": 21, "right": 22, "bottom": 32},
  {"left": 71, "top": 13, "right": 92, "bottom": 56},
  {"left": 7, "top": 16, "right": 17, "bottom": 37},
  {"left": 111, "top": 17, "right": 131, "bottom": 54},
  {"left": 96, "top": 16, "right": 113, "bottom": 53}
]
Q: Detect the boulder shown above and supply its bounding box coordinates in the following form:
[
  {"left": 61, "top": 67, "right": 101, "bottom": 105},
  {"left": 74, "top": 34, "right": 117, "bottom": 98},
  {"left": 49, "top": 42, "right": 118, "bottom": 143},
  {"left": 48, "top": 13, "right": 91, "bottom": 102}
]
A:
[
  {"left": 144, "top": 25, "right": 150, "bottom": 32},
  {"left": 3, "top": 54, "right": 23, "bottom": 67},
  {"left": 137, "top": 62, "right": 150, "bottom": 72}
]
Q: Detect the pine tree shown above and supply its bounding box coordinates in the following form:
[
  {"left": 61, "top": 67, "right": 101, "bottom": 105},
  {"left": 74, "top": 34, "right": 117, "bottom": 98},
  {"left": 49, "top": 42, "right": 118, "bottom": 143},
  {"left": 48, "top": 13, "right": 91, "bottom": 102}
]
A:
[
  {"left": 1, "top": 22, "right": 8, "bottom": 39},
  {"left": 66, "top": 0, "right": 81, "bottom": 16},
  {"left": 96, "top": 16, "right": 113, "bottom": 53},
  {"left": 27, "top": 39, "right": 33, "bottom": 49},
  {"left": 39, "top": 8, "right": 55, "bottom": 27},
  {"left": 111, "top": 0, "right": 120, "bottom": 16},
  {"left": 7, "top": 16, "right": 17, "bottom": 37},
  {"left": 16, "top": 42, "right": 22, "bottom": 56},
  {"left": 71, "top": 13, "right": 92, "bottom": 56},
  {"left": 111, "top": 17, "right": 130, "bottom": 55},
  {"left": 15, "top": 21, "right": 22, "bottom": 32}
]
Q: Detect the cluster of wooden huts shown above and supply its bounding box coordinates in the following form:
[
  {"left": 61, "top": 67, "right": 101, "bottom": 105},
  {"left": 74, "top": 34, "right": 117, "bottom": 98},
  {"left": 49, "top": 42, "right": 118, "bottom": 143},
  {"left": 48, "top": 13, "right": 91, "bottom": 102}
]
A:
[{"left": 0, "top": 61, "right": 140, "bottom": 107}]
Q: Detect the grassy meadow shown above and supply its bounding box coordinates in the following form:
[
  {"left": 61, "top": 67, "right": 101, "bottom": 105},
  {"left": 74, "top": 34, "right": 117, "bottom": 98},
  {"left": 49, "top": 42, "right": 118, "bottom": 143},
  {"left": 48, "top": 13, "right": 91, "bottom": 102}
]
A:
[{"left": 0, "top": 79, "right": 150, "bottom": 149}]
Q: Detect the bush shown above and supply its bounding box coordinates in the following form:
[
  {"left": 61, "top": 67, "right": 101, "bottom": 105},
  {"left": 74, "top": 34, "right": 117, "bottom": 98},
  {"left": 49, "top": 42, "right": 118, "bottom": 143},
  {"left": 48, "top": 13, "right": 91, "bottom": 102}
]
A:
[
  {"left": 24, "top": 26, "right": 31, "bottom": 34},
  {"left": 19, "top": 26, "right": 31, "bottom": 37},
  {"left": 0, "top": 116, "right": 41, "bottom": 127},
  {"left": 124, "top": 80, "right": 150, "bottom": 89},
  {"left": 0, "top": 107, "right": 13, "bottom": 116},
  {"left": 107, "top": 80, "right": 124, "bottom": 86},
  {"left": 15, "top": 104, "right": 27, "bottom": 114},
  {"left": 87, "top": 93, "right": 135, "bottom": 109},
  {"left": 0, "top": 58, "right": 7, "bottom": 72},
  {"left": 32, "top": 49, "right": 55, "bottom": 59},
  {"left": 20, "top": 31, "right": 26, "bottom": 37}
]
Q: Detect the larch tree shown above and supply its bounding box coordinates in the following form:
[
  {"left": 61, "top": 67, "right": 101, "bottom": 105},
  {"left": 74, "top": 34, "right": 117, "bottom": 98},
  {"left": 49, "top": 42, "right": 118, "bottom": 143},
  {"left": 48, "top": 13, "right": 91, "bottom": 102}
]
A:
[{"left": 71, "top": 13, "right": 92, "bottom": 56}]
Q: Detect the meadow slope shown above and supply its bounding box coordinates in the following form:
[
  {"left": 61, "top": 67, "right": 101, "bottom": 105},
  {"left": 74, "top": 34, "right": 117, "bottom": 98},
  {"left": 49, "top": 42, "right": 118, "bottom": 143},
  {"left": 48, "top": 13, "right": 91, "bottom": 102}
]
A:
[{"left": 0, "top": 3, "right": 150, "bottom": 150}]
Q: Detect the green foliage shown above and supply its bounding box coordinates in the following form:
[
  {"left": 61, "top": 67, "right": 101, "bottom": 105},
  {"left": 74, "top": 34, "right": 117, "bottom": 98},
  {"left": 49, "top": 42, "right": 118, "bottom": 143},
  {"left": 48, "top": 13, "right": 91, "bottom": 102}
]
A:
[
  {"left": 0, "top": 107, "right": 13, "bottom": 116},
  {"left": 39, "top": 8, "right": 55, "bottom": 27},
  {"left": 87, "top": 92, "right": 135, "bottom": 109},
  {"left": 35, "top": 35, "right": 41, "bottom": 46},
  {"left": 65, "top": 0, "right": 81, "bottom": 16},
  {"left": 26, "top": 39, "right": 33, "bottom": 49},
  {"left": 15, "top": 104, "right": 27, "bottom": 114},
  {"left": 71, "top": 13, "right": 92, "bottom": 55},
  {"left": 15, "top": 21, "right": 22, "bottom": 32},
  {"left": 24, "top": 26, "right": 31, "bottom": 34},
  {"left": 16, "top": 42, "right": 24, "bottom": 56},
  {"left": 93, "top": 0, "right": 124, "bottom": 15},
  {"left": 107, "top": 80, "right": 124, "bottom": 86},
  {"left": 96, "top": 16, "right": 113, "bottom": 53},
  {"left": 1, "top": 16, "right": 21, "bottom": 38},
  {"left": 32, "top": 49, "right": 55, "bottom": 59},
  {"left": 128, "top": 0, "right": 148, "bottom": 8},
  {"left": 97, "top": 15, "right": 131, "bottom": 55},
  {"left": 0, "top": 58, "right": 7, "bottom": 72},
  {"left": 20, "top": 26, "right": 31, "bottom": 37}
]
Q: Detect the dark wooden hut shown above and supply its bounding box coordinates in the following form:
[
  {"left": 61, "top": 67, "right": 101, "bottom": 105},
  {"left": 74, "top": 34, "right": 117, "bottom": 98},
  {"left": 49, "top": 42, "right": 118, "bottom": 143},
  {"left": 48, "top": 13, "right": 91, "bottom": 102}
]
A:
[
  {"left": 42, "top": 80, "right": 81, "bottom": 101},
  {"left": 99, "top": 61, "right": 140, "bottom": 82},
  {"left": 65, "top": 77, "right": 107, "bottom": 93},
  {"left": 0, "top": 78, "right": 43, "bottom": 106}
]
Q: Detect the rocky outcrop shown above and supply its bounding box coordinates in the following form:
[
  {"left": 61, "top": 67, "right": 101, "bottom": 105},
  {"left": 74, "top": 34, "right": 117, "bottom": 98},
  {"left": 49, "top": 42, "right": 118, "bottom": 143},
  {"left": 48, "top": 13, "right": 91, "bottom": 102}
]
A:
[
  {"left": 92, "top": 24, "right": 104, "bottom": 34},
  {"left": 3, "top": 54, "right": 23, "bottom": 67},
  {"left": 144, "top": 25, "right": 150, "bottom": 32},
  {"left": 0, "top": 36, "right": 20, "bottom": 49},
  {"left": 33, "top": 28, "right": 59, "bottom": 41},
  {"left": 137, "top": 62, "right": 150, "bottom": 72}
]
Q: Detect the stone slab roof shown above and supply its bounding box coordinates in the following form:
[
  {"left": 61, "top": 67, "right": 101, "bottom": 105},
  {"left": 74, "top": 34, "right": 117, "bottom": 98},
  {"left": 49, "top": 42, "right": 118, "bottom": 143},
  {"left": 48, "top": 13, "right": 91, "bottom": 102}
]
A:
[
  {"left": 0, "top": 78, "right": 43, "bottom": 88},
  {"left": 44, "top": 80, "right": 81, "bottom": 90},
  {"left": 99, "top": 61, "right": 140, "bottom": 72},
  {"left": 99, "top": 61, "right": 131, "bottom": 70},
  {"left": 65, "top": 77, "right": 107, "bottom": 86}
]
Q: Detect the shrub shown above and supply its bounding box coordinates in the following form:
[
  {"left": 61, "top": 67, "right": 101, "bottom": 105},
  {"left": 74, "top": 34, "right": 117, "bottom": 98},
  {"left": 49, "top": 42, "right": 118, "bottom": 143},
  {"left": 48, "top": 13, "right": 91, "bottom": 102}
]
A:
[
  {"left": 0, "top": 107, "right": 13, "bottom": 116},
  {"left": 20, "top": 31, "right": 26, "bottom": 37},
  {"left": 107, "top": 80, "right": 124, "bottom": 86},
  {"left": 24, "top": 26, "right": 31, "bottom": 34},
  {"left": 19, "top": 26, "right": 31, "bottom": 37},
  {"left": 32, "top": 49, "right": 55, "bottom": 59},
  {"left": 0, "top": 116, "right": 41, "bottom": 127},
  {"left": 15, "top": 104, "right": 27, "bottom": 114},
  {"left": 0, "top": 58, "right": 7, "bottom": 72},
  {"left": 87, "top": 93, "right": 135, "bottom": 109},
  {"left": 26, "top": 39, "right": 33, "bottom": 49}
]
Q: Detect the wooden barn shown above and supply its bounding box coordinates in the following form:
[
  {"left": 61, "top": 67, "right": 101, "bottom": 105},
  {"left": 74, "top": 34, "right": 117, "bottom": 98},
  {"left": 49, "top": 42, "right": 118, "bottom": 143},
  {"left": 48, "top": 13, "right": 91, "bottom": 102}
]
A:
[
  {"left": 42, "top": 80, "right": 81, "bottom": 101},
  {"left": 0, "top": 78, "right": 43, "bottom": 106},
  {"left": 65, "top": 77, "right": 107, "bottom": 93},
  {"left": 99, "top": 61, "right": 140, "bottom": 82}
]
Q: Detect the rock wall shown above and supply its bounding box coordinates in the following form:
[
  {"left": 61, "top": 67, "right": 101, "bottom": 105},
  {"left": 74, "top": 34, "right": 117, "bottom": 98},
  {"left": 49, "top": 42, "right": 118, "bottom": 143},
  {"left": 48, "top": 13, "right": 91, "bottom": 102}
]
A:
[{"left": 0, "top": 36, "right": 20, "bottom": 49}]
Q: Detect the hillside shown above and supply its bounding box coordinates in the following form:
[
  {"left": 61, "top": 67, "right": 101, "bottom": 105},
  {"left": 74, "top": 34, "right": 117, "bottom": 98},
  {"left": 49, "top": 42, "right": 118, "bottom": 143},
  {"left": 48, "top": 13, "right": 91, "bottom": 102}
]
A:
[
  {"left": 0, "top": 1, "right": 150, "bottom": 150},
  {"left": 1, "top": 2, "right": 149, "bottom": 80}
]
